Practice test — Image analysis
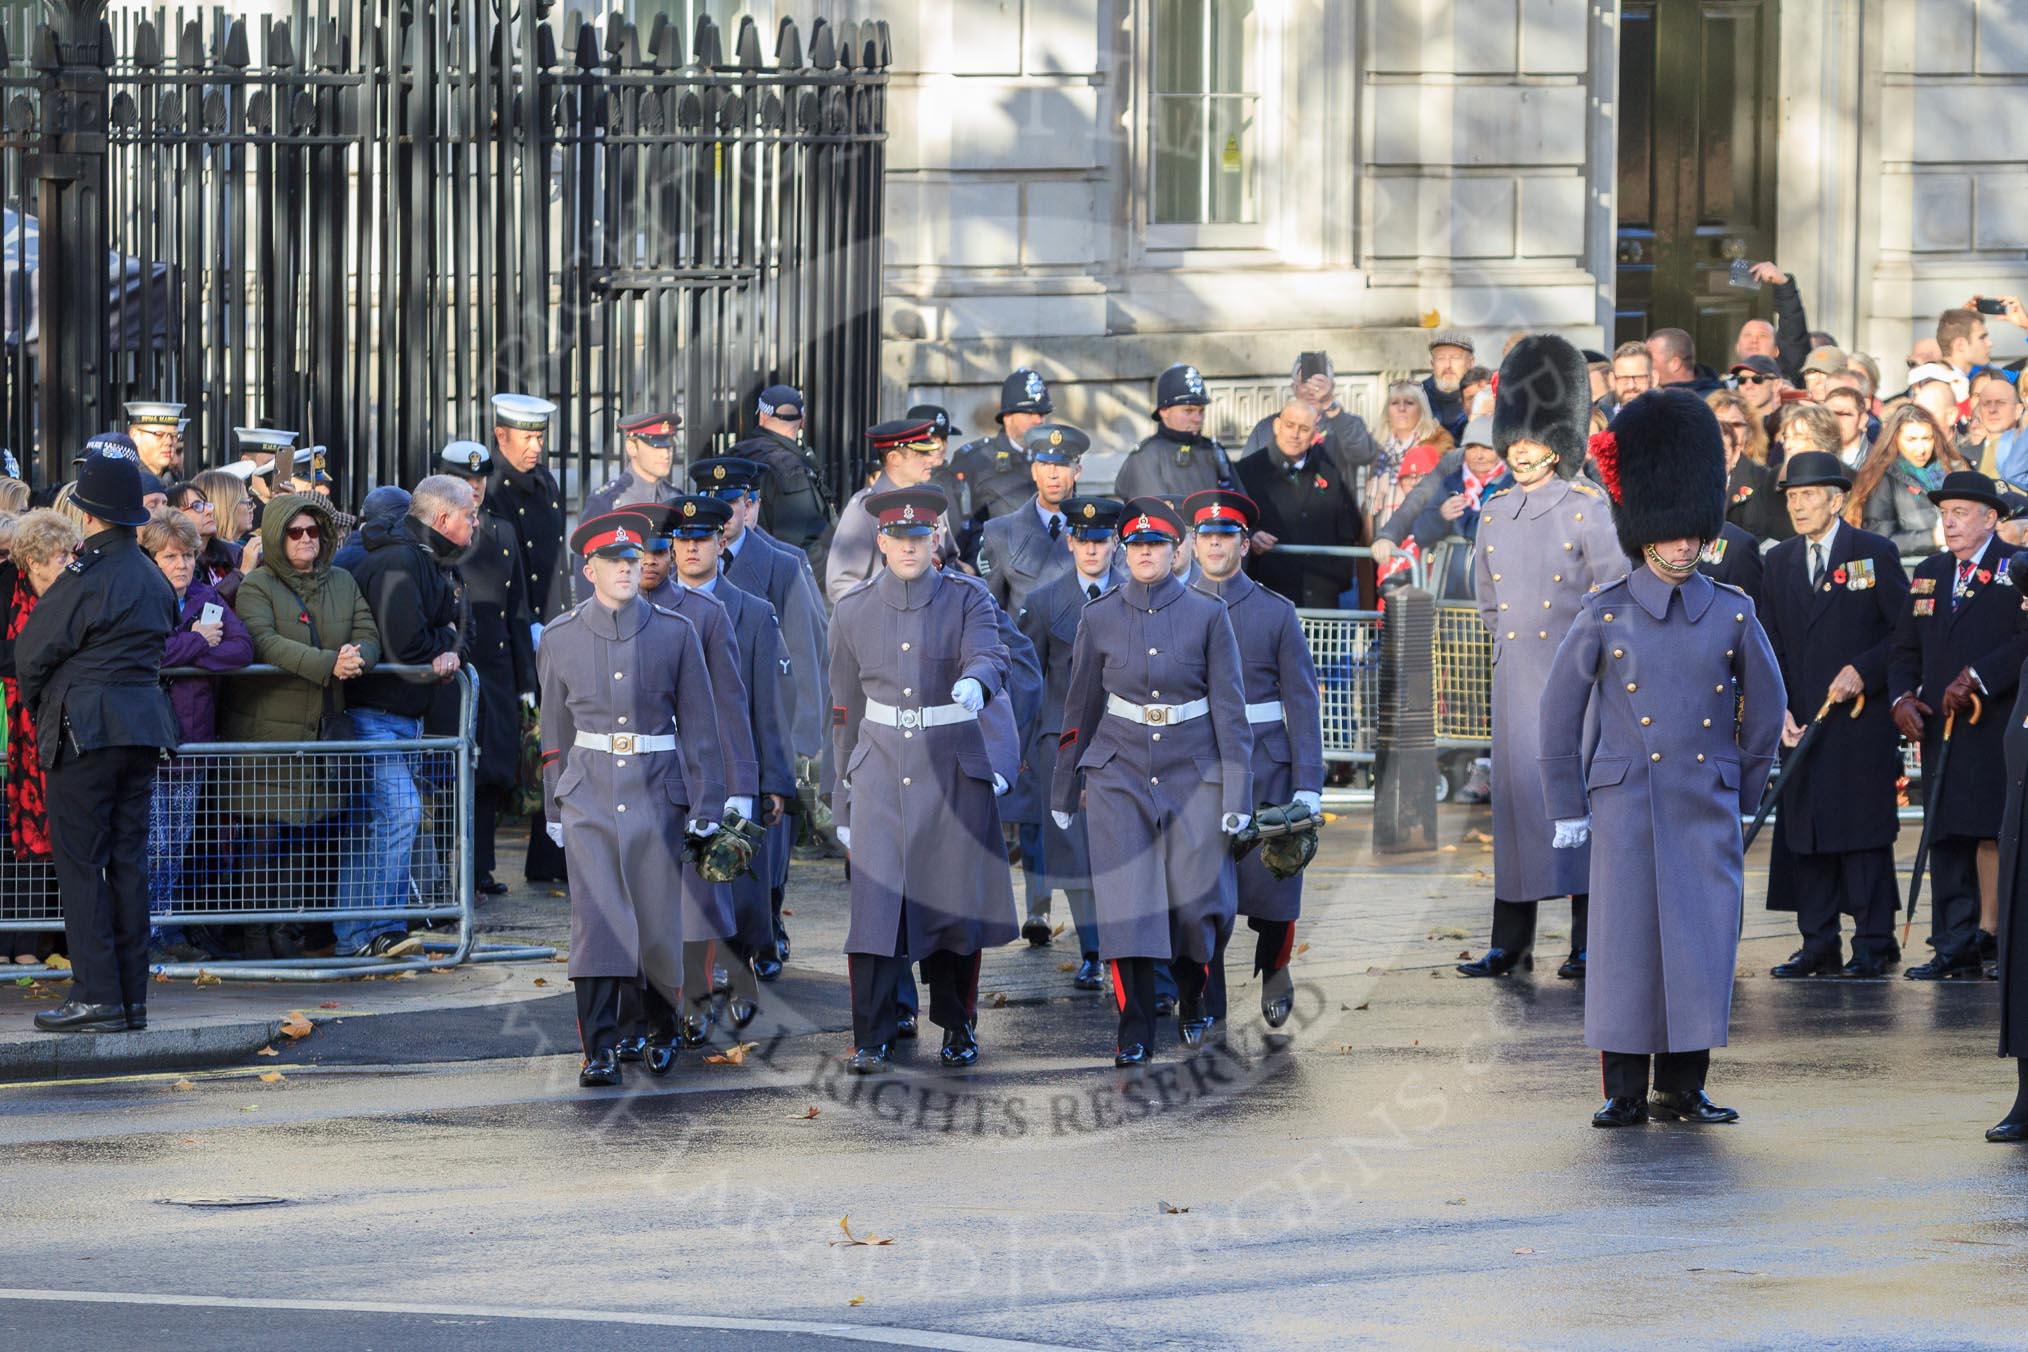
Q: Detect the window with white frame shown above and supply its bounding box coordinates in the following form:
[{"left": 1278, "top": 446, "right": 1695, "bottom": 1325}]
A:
[{"left": 1149, "top": 0, "right": 1261, "bottom": 226}]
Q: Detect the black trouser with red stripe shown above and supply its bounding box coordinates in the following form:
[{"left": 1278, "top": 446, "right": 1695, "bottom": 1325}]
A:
[
  {"left": 1204, "top": 918, "right": 1297, "bottom": 1022},
  {"left": 1114, "top": 951, "right": 1216, "bottom": 1052}
]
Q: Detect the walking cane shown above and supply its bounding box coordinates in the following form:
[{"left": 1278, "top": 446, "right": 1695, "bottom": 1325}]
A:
[
  {"left": 1905, "top": 692, "right": 1983, "bottom": 947},
  {"left": 1742, "top": 691, "right": 1866, "bottom": 851}
]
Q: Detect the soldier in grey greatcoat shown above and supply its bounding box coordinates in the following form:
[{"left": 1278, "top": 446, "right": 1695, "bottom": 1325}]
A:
[
  {"left": 830, "top": 486, "right": 1015, "bottom": 1075},
  {"left": 539, "top": 510, "right": 727, "bottom": 1088},
  {"left": 1461, "top": 336, "right": 1626, "bottom": 981},
  {"left": 1185, "top": 489, "right": 1325, "bottom": 1032},
  {"left": 574, "top": 411, "right": 681, "bottom": 603},
  {"left": 826, "top": 419, "right": 959, "bottom": 603},
  {"left": 1540, "top": 389, "right": 1785, "bottom": 1128},
  {"left": 1018, "top": 497, "right": 1126, "bottom": 989},
  {"left": 1050, "top": 496, "right": 1254, "bottom": 1066}
]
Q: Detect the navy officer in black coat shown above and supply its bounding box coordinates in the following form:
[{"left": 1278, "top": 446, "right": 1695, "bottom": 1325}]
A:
[
  {"left": 1758, "top": 452, "right": 1910, "bottom": 977},
  {"left": 1890, "top": 470, "right": 2028, "bottom": 978},
  {"left": 21, "top": 445, "right": 181, "bottom": 1033}
]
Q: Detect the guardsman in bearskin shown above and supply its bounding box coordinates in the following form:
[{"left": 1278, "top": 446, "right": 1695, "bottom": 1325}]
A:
[
  {"left": 830, "top": 486, "right": 1015, "bottom": 1074},
  {"left": 1184, "top": 489, "right": 1324, "bottom": 1032},
  {"left": 1758, "top": 451, "right": 1910, "bottom": 977},
  {"left": 1019, "top": 497, "right": 1126, "bottom": 988},
  {"left": 1050, "top": 497, "right": 1253, "bottom": 1065},
  {"left": 539, "top": 511, "right": 726, "bottom": 1088},
  {"left": 1462, "top": 334, "right": 1624, "bottom": 981},
  {"left": 1114, "top": 364, "right": 1235, "bottom": 503},
  {"left": 949, "top": 369, "right": 1053, "bottom": 562},
  {"left": 1541, "top": 389, "right": 1786, "bottom": 1128},
  {"left": 1890, "top": 469, "right": 2028, "bottom": 978}
]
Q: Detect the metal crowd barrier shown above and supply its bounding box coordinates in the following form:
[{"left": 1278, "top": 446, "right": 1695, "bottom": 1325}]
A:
[
  {"left": 1, "top": 664, "right": 553, "bottom": 982},
  {"left": 1296, "top": 608, "right": 1383, "bottom": 763}
]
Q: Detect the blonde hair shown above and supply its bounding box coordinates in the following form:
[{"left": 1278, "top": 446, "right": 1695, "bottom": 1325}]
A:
[
  {"left": 1383, "top": 381, "right": 1455, "bottom": 450},
  {"left": 12, "top": 508, "right": 82, "bottom": 570},
  {"left": 190, "top": 469, "right": 248, "bottom": 533},
  {"left": 0, "top": 479, "right": 29, "bottom": 514},
  {"left": 139, "top": 504, "right": 200, "bottom": 557},
  {"left": 1705, "top": 389, "right": 1770, "bottom": 465},
  {"left": 49, "top": 483, "right": 89, "bottom": 531}
]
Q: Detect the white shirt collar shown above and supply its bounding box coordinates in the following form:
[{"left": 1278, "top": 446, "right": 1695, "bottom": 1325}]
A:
[{"left": 1806, "top": 517, "right": 1841, "bottom": 551}]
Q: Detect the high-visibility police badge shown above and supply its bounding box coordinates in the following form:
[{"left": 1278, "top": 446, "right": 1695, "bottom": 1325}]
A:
[
  {"left": 1024, "top": 370, "right": 1046, "bottom": 403},
  {"left": 1183, "top": 366, "right": 1205, "bottom": 398}
]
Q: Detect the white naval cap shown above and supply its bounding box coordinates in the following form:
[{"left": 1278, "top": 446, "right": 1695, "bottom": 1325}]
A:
[{"left": 492, "top": 393, "right": 557, "bottom": 430}]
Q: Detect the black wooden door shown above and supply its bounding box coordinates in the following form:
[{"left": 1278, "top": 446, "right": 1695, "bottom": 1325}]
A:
[{"left": 1615, "top": 0, "right": 1781, "bottom": 360}]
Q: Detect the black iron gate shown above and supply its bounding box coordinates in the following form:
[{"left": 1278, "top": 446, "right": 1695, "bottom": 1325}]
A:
[{"left": 3, "top": 0, "right": 887, "bottom": 502}]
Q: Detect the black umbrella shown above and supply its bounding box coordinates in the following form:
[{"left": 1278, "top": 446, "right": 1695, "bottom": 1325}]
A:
[
  {"left": 1905, "top": 693, "right": 1983, "bottom": 945},
  {"left": 1742, "top": 692, "right": 1863, "bottom": 851}
]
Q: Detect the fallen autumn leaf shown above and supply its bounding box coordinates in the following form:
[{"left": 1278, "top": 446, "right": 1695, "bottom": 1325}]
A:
[
  {"left": 169, "top": 1079, "right": 196, "bottom": 1092},
  {"left": 830, "top": 1215, "right": 895, "bottom": 1247},
  {"left": 257, "top": 1070, "right": 285, "bottom": 1084},
  {"left": 704, "top": 1041, "right": 761, "bottom": 1066},
  {"left": 278, "top": 1013, "right": 314, "bottom": 1040}
]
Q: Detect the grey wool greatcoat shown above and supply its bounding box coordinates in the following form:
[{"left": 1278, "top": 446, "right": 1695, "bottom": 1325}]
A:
[
  {"left": 540, "top": 596, "right": 726, "bottom": 995},
  {"left": 1196, "top": 569, "right": 1325, "bottom": 921},
  {"left": 1473, "top": 477, "right": 1626, "bottom": 902},
  {"left": 1018, "top": 566, "right": 1121, "bottom": 894},
  {"left": 1539, "top": 569, "right": 1785, "bottom": 1054},
  {"left": 947, "top": 567, "right": 1043, "bottom": 824},
  {"left": 1051, "top": 574, "right": 1254, "bottom": 964},
  {"left": 703, "top": 576, "right": 795, "bottom": 952},
  {"left": 978, "top": 496, "right": 1077, "bottom": 618},
  {"left": 830, "top": 568, "right": 1017, "bottom": 958}
]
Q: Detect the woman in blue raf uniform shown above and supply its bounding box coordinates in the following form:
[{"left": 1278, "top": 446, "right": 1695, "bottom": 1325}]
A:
[
  {"left": 1050, "top": 497, "right": 1254, "bottom": 1066},
  {"left": 1539, "top": 389, "right": 1786, "bottom": 1128},
  {"left": 830, "top": 486, "right": 1015, "bottom": 1074},
  {"left": 539, "top": 511, "right": 726, "bottom": 1088}
]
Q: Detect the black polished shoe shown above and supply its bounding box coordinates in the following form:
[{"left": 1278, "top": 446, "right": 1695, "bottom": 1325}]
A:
[
  {"left": 939, "top": 1024, "right": 980, "bottom": 1068},
  {"left": 846, "top": 1044, "right": 890, "bottom": 1075},
  {"left": 477, "top": 875, "right": 510, "bottom": 897},
  {"left": 1591, "top": 1097, "right": 1649, "bottom": 1128},
  {"left": 1648, "top": 1089, "right": 1739, "bottom": 1123},
  {"left": 1114, "top": 1043, "right": 1150, "bottom": 1068},
  {"left": 578, "top": 1051, "right": 622, "bottom": 1087},
  {"left": 680, "top": 1012, "right": 712, "bottom": 1047},
  {"left": 1154, "top": 995, "right": 1176, "bottom": 1018},
  {"left": 32, "top": 1001, "right": 129, "bottom": 1034},
  {"left": 894, "top": 1012, "right": 919, "bottom": 1040},
  {"left": 1073, "top": 956, "right": 1103, "bottom": 991},
  {"left": 125, "top": 1004, "right": 147, "bottom": 1031},
  {"left": 642, "top": 1036, "right": 678, "bottom": 1076},
  {"left": 774, "top": 931, "right": 791, "bottom": 964},
  {"left": 753, "top": 953, "right": 783, "bottom": 983},
  {"left": 1456, "top": 947, "right": 1532, "bottom": 978},
  {"left": 1021, "top": 913, "right": 1052, "bottom": 947},
  {"left": 1179, "top": 1015, "right": 1219, "bottom": 1048},
  {"left": 1906, "top": 950, "right": 1983, "bottom": 980},
  {"left": 711, "top": 966, "right": 732, "bottom": 996},
  {"left": 613, "top": 1035, "right": 647, "bottom": 1064},
  {"left": 1771, "top": 950, "right": 1842, "bottom": 978},
  {"left": 728, "top": 997, "right": 759, "bottom": 1030},
  {"left": 1556, "top": 950, "right": 1586, "bottom": 981},
  {"left": 1262, "top": 992, "right": 1293, "bottom": 1028},
  {"left": 1979, "top": 930, "right": 1999, "bottom": 961},
  {"left": 1986, "top": 1119, "right": 2028, "bottom": 1143},
  {"left": 1839, "top": 956, "right": 1889, "bottom": 978}
]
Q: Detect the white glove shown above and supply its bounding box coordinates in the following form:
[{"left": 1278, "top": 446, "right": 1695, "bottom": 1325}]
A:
[
  {"left": 545, "top": 821, "right": 563, "bottom": 847},
  {"left": 1221, "top": 812, "right": 1251, "bottom": 836},
  {"left": 950, "top": 678, "right": 985, "bottom": 714},
  {"left": 1051, "top": 810, "right": 1074, "bottom": 830},
  {"left": 530, "top": 621, "right": 544, "bottom": 651},
  {"left": 518, "top": 691, "right": 536, "bottom": 707},
  {"left": 726, "top": 796, "right": 755, "bottom": 821},
  {"left": 1292, "top": 790, "right": 1323, "bottom": 816},
  {"left": 836, "top": 825, "right": 852, "bottom": 849},
  {"left": 689, "top": 819, "right": 719, "bottom": 838},
  {"left": 991, "top": 773, "right": 1009, "bottom": 796},
  {"left": 1552, "top": 816, "right": 1591, "bottom": 849}
]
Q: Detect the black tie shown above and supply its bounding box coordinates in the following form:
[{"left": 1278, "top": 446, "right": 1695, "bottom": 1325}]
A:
[
  {"left": 1087, "top": 582, "right": 1100, "bottom": 600},
  {"left": 1049, "top": 515, "right": 1062, "bottom": 541}
]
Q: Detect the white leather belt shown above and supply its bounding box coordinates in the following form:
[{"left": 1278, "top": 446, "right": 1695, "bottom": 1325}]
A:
[
  {"left": 575, "top": 731, "right": 677, "bottom": 754},
  {"left": 1106, "top": 694, "right": 1209, "bottom": 727},
  {"left": 1245, "top": 700, "right": 1285, "bottom": 725},
  {"left": 863, "top": 698, "right": 976, "bottom": 730}
]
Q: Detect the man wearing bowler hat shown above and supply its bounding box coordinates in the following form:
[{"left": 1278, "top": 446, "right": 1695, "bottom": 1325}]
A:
[
  {"left": 22, "top": 444, "right": 181, "bottom": 1034},
  {"left": 1758, "top": 451, "right": 1910, "bottom": 977}
]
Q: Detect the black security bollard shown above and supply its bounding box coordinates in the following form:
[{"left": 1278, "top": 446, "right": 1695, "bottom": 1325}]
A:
[{"left": 1373, "top": 585, "right": 1438, "bottom": 852}]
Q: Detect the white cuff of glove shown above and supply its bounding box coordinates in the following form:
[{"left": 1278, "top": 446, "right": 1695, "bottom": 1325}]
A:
[
  {"left": 519, "top": 691, "right": 536, "bottom": 707},
  {"left": 836, "top": 825, "right": 852, "bottom": 849},
  {"left": 1292, "top": 790, "right": 1323, "bottom": 815},
  {"left": 545, "top": 821, "right": 563, "bottom": 847},
  {"left": 1221, "top": 812, "right": 1251, "bottom": 836},
  {"left": 690, "top": 820, "right": 719, "bottom": 838},
  {"left": 1551, "top": 816, "right": 1591, "bottom": 849},
  {"left": 725, "top": 796, "right": 754, "bottom": 821},
  {"left": 950, "top": 678, "right": 986, "bottom": 714},
  {"left": 991, "top": 773, "right": 1009, "bottom": 796},
  {"left": 1051, "top": 810, "right": 1074, "bottom": 830}
]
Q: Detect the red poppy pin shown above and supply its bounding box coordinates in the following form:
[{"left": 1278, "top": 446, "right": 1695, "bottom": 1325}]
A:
[
  {"left": 1979, "top": 569, "right": 1993, "bottom": 584},
  {"left": 1832, "top": 567, "right": 1848, "bottom": 585},
  {"left": 1314, "top": 475, "right": 1329, "bottom": 490}
]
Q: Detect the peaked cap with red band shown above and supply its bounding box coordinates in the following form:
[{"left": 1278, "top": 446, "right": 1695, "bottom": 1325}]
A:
[
  {"left": 866, "top": 485, "right": 948, "bottom": 536},
  {"left": 571, "top": 510, "right": 657, "bottom": 559},
  {"left": 1119, "top": 496, "right": 1185, "bottom": 543}
]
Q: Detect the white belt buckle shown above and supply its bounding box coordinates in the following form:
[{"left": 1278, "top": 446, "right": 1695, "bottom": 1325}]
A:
[
  {"left": 899, "top": 707, "right": 921, "bottom": 730},
  {"left": 1145, "top": 705, "right": 1168, "bottom": 725},
  {"left": 610, "top": 733, "right": 637, "bottom": 755}
]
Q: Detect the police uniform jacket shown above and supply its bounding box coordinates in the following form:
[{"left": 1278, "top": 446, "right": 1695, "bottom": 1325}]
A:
[
  {"left": 978, "top": 495, "right": 1076, "bottom": 617},
  {"left": 488, "top": 461, "right": 570, "bottom": 621},
  {"left": 1759, "top": 522, "right": 1907, "bottom": 857},
  {"left": 948, "top": 431, "right": 1033, "bottom": 561},
  {"left": 17, "top": 528, "right": 179, "bottom": 768},
  {"left": 1197, "top": 568, "right": 1324, "bottom": 922},
  {"left": 1472, "top": 476, "right": 1625, "bottom": 902},
  {"left": 731, "top": 428, "right": 834, "bottom": 554},
  {"left": 1050, "top": 574, "right": 1253, "bottom": 964},
  {"left": 459, "top": 506, "right": 537, "bottom": 787},
  {"left": 1234, "top": 442, "right": 1366, "bottom": 608},
  {"left": 574, "top": 471, "right": 678, "bottom": 603},
  {"left": 830, "top": 567, "right": 1016, "bottom": 958},
  {"left": 1018, "top": 566, "right": 1120, "bottom": 894},
  {"left": 826, "top": 471, "right": 959, "bottom": 603},
  {"left": 1540, "top": 569, "right": 1785, "bottom": 1054},
  {"left": 1113, "top": 428, "right": 1233, "bottom": 504},
  {"left": 1697, "top": 522, "right": 1765, "bottom": 605},
  {"left": 540, "top": 596, "right": 726, "bottom": 989},
  {"left": 1889, "top": 534, "right": 2028, "bottom": 840}
]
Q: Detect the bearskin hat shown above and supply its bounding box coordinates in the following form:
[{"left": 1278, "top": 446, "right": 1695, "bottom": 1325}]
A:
[
  {"left": 1590, "top": 387, "right": 1726, "bottom": 561},
  {"left": 1492, "top": 334, "right": 1591, "bottom": 480}
]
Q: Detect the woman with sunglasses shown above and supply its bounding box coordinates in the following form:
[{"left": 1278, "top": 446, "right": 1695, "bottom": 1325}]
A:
[{"left": 169, "top": 482, "right": 241, "bottom": 589}]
